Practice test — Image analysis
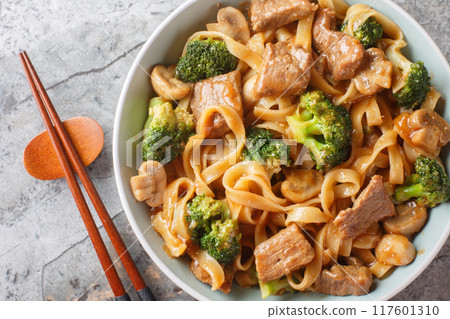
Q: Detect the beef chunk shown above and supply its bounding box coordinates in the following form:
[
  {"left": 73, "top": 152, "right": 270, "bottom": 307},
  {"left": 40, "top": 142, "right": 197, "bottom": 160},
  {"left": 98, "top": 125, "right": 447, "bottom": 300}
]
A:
[
  {"left": 254, "top": 42, "right": 314, "bottom": 98},
  {"left": 249, "top": 0, "right": 317, "bottom": 32},
  {"left": 334, "top": 175, "right": 396, "bottom": 239},
  {"left": 313, "top": 264, "right": 373, "bottom": 296},
  {"left": 312, "top": 8, "right": 365, "bottom": 81},
  {"left": 190, "top": 71, "right": 243, "bottom": 138},
  {"left": 254, "top": 224, "right": 315, "bottom": 282},
  {"left": 190, "top": 260, "right": 235, "bottom": 294},
  {"left": 354, "top": 48, "right": 393, "bottom": 95}
]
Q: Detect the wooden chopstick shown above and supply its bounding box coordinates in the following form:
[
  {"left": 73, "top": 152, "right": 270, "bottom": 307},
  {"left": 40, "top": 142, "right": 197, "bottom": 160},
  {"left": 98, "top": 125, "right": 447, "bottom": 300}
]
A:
[
  {"left": 20, "top": 51, "right": 154, "bottom": 301},
  {"left": 19, "top": 52, "right": 130, "bottom": 301}
]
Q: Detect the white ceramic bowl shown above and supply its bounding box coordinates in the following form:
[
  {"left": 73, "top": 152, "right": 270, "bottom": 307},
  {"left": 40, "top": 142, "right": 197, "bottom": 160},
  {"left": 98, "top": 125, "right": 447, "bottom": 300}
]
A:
[{"left": 113, "top": 0, "right": 450, "bottom": 300}]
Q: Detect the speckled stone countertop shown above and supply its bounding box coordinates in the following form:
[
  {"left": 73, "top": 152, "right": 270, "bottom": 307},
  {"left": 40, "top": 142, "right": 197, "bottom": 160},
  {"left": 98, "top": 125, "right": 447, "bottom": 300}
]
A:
[{"left": 0, "top": 0, "right": 448, "bottom": 301}]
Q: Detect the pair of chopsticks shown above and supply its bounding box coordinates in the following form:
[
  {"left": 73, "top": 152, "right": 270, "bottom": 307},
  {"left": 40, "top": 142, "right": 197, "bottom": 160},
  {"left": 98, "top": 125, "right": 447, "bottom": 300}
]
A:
[{"left": 20, "top": 52, "right": 155, "bottom": 301}]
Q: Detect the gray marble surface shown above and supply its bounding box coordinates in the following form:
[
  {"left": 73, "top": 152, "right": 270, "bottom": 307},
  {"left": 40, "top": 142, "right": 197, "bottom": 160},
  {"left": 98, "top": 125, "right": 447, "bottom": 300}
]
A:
[{"left": 0, "top": 0, "right": 448, "bottom": 301}]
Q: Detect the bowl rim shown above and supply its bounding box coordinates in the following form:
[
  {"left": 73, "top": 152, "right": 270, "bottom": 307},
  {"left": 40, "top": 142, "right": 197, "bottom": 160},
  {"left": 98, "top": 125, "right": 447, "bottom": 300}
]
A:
[
  {"left": 113, "top": 0, "right": 208, "bottom": 300},
  {"left": 113, "top": 0, "right": 450, "bottom": 301}
]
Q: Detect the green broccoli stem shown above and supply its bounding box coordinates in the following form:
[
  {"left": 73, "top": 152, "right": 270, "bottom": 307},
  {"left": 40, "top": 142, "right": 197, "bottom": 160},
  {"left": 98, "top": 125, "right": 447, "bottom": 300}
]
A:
[
  {"left": 300, "top": 110, "right": 323, "bottom": 136},
  {"left": 221, "top": 200, "right": 231, "bottom": 220},
  {"left": 259, "top": 278, "right": 292, "bottom": 299},
  {"left": 287, "top": 112, "right": 322, "bottom": 141},
  {"left": 144, "top": 97, "right": 166, "bottom": 130},
  {"left": 303, "top": 138, "right": 326, "bottom": 166},
  {"left": 394, "top": 182, "right": 426, "bottom": 203},
  {"left": 143, "top": 114, "right": 153, "bottom": 131},
  {"left": 304, "top": 122, "right": 323, "bottom": 136}
]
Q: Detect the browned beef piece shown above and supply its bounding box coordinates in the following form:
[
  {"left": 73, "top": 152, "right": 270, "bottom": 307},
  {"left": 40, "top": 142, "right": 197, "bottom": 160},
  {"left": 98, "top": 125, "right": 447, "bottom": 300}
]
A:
[
  {"left": 254, "top": 224, "right": 315, "bottom": 282},
  {"left": 254, "top": 42, "right": 314, "bottom": 98},
  {"left": 334, "top": 175, "right": 395, "bottom": 239},
  {"left": 312, "top": 8, "right": 365, "bottom": 81},
  {"left": 249, "top": 0, "right": 317, "bottom": 32},
  {"left": 354, "top": 48, "right": 393, "bottom": 95},
  {"left": 189, "top": 260, "right": 235, "bottom": 294},
  {"left": 190, "top": 71, "right": 243, "bottom": 138},
  {"left": 313, "top": 264, "right": 373, "bottom": 296}
]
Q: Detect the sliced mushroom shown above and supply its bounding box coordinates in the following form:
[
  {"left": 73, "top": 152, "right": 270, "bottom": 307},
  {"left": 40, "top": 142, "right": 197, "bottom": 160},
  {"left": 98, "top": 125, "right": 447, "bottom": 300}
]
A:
[
  {"left": 130, "top": 160, "right": 167, "bottom": 207},
  {"left": 151, "top": 64, "right": 192, "bottom": 101},
  {"left": 409, "top": 109, "right": 450, "bottom": 156},
  {"left": 281, "top": 169, "right": 324, "bottom": 203},
  {"left": 207, "top": 7, "right": 250, "bottom": 43},
  {"left": 383, "top": 202, "right": 427, "bottom": 236},
  {"left": 375, "top": 234, "right": 416, "bottom": 266}
]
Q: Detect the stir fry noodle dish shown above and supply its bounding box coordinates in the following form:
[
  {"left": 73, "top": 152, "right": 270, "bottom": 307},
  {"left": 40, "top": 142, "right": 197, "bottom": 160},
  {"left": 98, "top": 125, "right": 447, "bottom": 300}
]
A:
[{"left": 129, "top": 0, "right": 450, "bottom": 298}]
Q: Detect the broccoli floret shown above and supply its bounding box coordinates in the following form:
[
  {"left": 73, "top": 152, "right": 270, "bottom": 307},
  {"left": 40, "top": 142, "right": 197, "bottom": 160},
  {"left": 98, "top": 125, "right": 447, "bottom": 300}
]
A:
[
  {"left": 142, "top": 97, "right": 195, "bottom": 163},
  {"left": 394, "top": 155, "right": 450, "bottom": 207},
  {"left": 175, "top": 38, "right": 238, "bottom": 83},
  {"left": 349, "top": 17, "right": 383, "bottom": 49},
  {"left": 341, "top": 17, "right": 383, "bottom": 48},
  {"left": 241, "top": 128, "right": 291, "bottom": 174},
  {"left": 174, "top": 106, "right": 195, "bottom": 143},
  {"left": 287, "top": 90, "right": 352, "bottom": 170},
  {"left": 186, "top": 194, "right": 241, "bottom": 265},
  {"left": 393, "top": 61, "right": 431, "bottom": 110},
  {"left": 185, "top": 194, "right": 225, "bottom": 240},
  {"left": 200, "top": 219, "right": 241, "bottom": 265},
  {"left": 259, "top": 277, "right": 295, "bottom": 299}
]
